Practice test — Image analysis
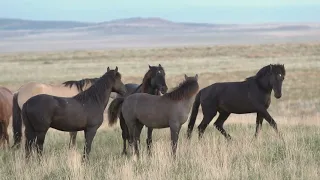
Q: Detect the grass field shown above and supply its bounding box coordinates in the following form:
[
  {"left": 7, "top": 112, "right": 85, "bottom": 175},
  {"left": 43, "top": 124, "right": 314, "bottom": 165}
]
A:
[{"left": 0, "top": 43, "right": 320, "bottom": 179}]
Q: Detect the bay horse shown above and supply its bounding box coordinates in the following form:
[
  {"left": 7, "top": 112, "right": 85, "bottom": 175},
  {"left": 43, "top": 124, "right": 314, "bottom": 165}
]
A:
[
  {"left": 0, "top": 87, "right": 13, "bottom": 148},
  {"left": 11, "top": 77, "right": 99, "bottom": 149},
  {"left": 187, "top": 64, "right": 286, "bottom": 140},
  {"left": 120, "top": 74, "right": 199, "bottom": 158},
  {"left": 108, "top": 64, "right": 168, "bottom": 155},
  {"left": 21, "top": 67, "right": 126, "bottom": 160}
]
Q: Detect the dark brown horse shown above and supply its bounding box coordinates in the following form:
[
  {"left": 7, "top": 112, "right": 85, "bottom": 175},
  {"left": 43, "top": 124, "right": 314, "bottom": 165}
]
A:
[
  {"left": 11, "top": 77, "right": 98, "bottom": 149},
  {"left": 117, "top": 74, "right": 199, "bottom": 158},
  {"left": 20, "top": 67, "right": 126, "bottom": 160},
  {"left": 0, "top": 87, "right": 13, "bottom": 148},
  {"left": 187, "top": 64, "right": 286, "bottom": 140},
  {"left": 108, "top": 64, "right": 168, "bottom": 155}
]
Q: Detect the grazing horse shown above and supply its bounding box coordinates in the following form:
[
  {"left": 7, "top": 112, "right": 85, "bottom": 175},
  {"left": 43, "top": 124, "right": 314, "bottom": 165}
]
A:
[
  {"left": 11, "top": 77, "right": 99, "bottom": 149},
  {"left": 119, "top": 74, "right": 199, "bottom": 158},
  {"left": 187, "top": 64, "right": 286, "bottom": 140},
  {"left": 108, "top": 64, "right": 168, "bottom": 155},
  {"left": 21, "top": 67, "right": 126, "bottom": 160},
  {"left": 0, "top": 87, "right": 13, "bottom": 148}
]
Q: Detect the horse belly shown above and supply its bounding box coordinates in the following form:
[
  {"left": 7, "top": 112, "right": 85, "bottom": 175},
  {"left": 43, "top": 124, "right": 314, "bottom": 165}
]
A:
[
  {"left": 137, "top": 108, "right": 170, "bottom": 128},
  {"left": 51, "top": 107, "right": 87, "bottom": 131},
  {"left": 219, "top": 100, "right": 255, "bottom": 114},
  {"left": 51, "top": 116, "right": 86, "bottom": 131}
]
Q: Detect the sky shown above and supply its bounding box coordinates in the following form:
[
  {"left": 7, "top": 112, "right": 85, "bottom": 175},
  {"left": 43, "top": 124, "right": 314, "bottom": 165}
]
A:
[{"left": 1, "top": 0, "right": 320, "bottom": 23}]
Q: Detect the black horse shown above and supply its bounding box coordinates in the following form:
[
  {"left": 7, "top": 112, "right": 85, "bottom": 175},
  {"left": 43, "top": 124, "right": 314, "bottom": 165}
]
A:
[
  {"left": 108, "top": 64, "right": 168, "bottom": 155},
  {"left": 187, "top": 64, "right": 286, "bottom": 140},
  {"left": 20, "top": 67, "right": 126, "bottom": 160}
]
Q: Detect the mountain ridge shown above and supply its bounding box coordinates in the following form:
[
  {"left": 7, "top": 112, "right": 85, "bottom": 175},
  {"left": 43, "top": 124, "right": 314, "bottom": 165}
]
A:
[{"left": 1, "top": 17, "right": 319, "bottom": 31}]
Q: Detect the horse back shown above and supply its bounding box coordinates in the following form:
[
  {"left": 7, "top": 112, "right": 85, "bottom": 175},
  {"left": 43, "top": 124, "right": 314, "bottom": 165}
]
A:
[{"left": 17, "top": 82, "right": 80, "bottom": 109}]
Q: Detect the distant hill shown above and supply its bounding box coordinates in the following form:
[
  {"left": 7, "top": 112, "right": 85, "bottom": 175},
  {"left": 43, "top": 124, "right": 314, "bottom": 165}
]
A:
[
  {"left": 1, "top": 17, "right": 316, "bottom": 32},
  {"left": 1, "top": 17, "right": 320, "bottom": 53},
  {"left": 0, "top": 18, "right": 93, "bottom": 30}
]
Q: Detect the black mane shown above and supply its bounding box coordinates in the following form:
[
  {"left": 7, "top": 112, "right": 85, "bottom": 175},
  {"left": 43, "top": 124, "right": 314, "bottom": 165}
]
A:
[
  {"left": 62, "top": 78, "right": 99, "bottom": 92},
  {"left": 246, "top": 64, "right": 286, "bottom": 81},
  {"left": 74, "top": 71, "right": 121, "bottom": 104}
]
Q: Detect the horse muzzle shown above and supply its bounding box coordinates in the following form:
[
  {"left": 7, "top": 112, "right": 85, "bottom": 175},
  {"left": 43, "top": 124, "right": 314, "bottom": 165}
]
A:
[
  {"left": 160, "top": 86, "right": 168, "bottom": 94},
  {"left": 274, "top": 93, "right": 282, "bottom": 99}
]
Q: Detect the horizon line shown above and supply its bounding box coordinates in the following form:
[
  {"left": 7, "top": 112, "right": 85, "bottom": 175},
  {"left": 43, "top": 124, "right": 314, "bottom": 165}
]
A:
[{"left": 1, "top": 16, "right": 320, "bottom": 25}]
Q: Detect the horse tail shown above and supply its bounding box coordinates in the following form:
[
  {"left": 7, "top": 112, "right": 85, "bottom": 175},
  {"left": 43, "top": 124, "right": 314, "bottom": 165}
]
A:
[
  {"left": 107, "top": 97, "right": 125, "bottom": 126},
  {"left": 12, "top": 93, "right": 22, "bottom": 149},
  {"left": 187, "top": 91, "right": 201, "bottom": 139}
]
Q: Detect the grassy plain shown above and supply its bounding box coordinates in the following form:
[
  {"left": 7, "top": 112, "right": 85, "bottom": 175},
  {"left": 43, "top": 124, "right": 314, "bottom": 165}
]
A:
[{"left": 0, "top": 43, "right": 319, "bottom": 179}]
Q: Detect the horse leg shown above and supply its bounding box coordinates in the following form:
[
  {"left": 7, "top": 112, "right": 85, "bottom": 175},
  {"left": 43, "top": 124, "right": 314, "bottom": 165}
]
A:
[
  {"left": 69, "top": 131, "right": 77, "bottom": 149},
  {"left": 259, "top": 109, "right": 283, "bottom": 141},
  {"left": 254, "top": 113, "right": 263, "bottom": 138},
  {"left": 24, "top": 128, "right": 36, "bottom": 159},
  {"left": 35, "top": 130, "right": 48, "bottom": 156},
  {"left": 0, "top": 121, "right": 4, "bottom": 148},
  {"left": 133, "top": 122, "right": 143, "bottom": 158},
  {"left": 197, "top": 106, "right": 217, "bottom": 139},
  {"left": 82, "top": 127, "right": 98, "bottom": 162},
  {"left": 213, "top": 112, "right": 231, "bottom": 140},
  {"left": 120, "top": 112, "right": 129, "bottom": 155},
  {"left": 146, "top": 128, "right": 153, "bottom": 156},
  {"left": 169, "top": 122, "right": 181, "bottom": 158}
]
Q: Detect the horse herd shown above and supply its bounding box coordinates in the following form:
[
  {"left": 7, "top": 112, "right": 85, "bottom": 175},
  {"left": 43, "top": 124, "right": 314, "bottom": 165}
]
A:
[{"left": 0, "top": 63, "right": 286, "bottom": 161}]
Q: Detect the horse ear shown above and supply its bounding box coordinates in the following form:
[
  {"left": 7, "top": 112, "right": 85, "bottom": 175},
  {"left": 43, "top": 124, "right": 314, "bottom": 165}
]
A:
[
  {"left": 184, "top": 74, "right": 188, "bottom": 79},
  {"left": 115, "top": 66, "right": 118, "bottom": 72},
  {"left": 148, "top": 64, "right": 151, "bottom": 69},
  {"left": 195, "top": 74, "right": 198, "bottom": 80},
  {"left": 107, "top": 67, "right": 110, "bottom": 72},
  {"left": 159, "top": 64, "right": 162, "bottom": 67}
]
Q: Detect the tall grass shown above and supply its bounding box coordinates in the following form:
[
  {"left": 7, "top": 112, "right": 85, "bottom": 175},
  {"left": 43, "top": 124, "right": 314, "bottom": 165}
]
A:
[{"left": 1, "top": 122, "right": 319, "bottom": 180}]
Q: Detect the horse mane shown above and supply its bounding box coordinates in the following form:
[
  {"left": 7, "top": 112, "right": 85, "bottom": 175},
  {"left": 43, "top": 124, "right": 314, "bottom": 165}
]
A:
[
  {"left": 245, "top": 64, "right": 286, "bottom": 81},
  {"left": 62, "top": 78, "right": 99, "bottom": 92},
  {"left": 164, "top": 78, "right": 199, "bottom": 101},
  {"left": 74, "top": 71, "right": 121, "bottom": 103}
]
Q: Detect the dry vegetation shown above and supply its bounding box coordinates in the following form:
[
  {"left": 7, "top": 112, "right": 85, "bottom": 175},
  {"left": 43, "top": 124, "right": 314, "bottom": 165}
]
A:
[{"left": 0, "top": 43, "right": 320, "bottom": 179}]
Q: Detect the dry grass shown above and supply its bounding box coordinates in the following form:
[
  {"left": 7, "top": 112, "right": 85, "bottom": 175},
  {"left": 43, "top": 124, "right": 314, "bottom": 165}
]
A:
[{"left": 0, "top": 43, "right": 320, "bottom": 179}]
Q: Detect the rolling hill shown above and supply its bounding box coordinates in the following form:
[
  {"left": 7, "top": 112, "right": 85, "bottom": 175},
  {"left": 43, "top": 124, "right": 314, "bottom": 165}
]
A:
[{"left": 0, "top": 17, "right": 320, "bottom": 52}]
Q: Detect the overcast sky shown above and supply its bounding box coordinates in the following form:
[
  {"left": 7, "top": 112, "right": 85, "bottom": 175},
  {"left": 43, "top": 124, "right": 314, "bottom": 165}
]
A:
[{"left": 1, "top": 0, "right": 319, "bottom": 23}]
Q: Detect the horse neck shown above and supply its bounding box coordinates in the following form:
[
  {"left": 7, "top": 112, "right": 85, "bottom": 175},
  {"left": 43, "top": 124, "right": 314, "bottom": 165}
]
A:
[
  {"left": 76, "top": 76, "right": 113, "bottom": 108},
  {"left": 140, "top": 78, "right": 158, "bottom": 95},
  {"left": 255, "top": 75, "right": 272, "bottom": 94}
]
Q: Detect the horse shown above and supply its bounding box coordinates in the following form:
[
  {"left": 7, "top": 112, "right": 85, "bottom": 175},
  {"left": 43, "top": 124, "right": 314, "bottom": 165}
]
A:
[
  {"left": 108, "top": 64, "right": 168, "bottom": 155},
  {"left": 109, "top": 64, "right": 167, "bottom": 99},
  {"left": 119, "top": 74, "right": 199, "bottom": 158},
  {"left": 187, "top": 64, "right": 286, "bottom": 140},
  {"left": 0, "top": 87, "right": 13, "bottom": 148},
  {"left": 21, "top": 67, "right": 126, "bottom": 160},
  {"left": 11, "top": 77, "right": 99, "bottom": 149}
]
